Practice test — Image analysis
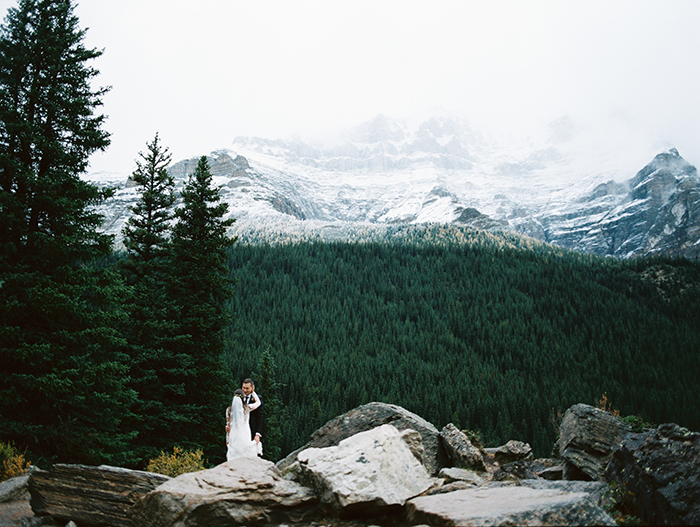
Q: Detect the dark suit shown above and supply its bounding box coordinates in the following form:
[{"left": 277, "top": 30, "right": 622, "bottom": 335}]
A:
[{"left": 246, "top": 393, "right": 264, "bottom": 441}]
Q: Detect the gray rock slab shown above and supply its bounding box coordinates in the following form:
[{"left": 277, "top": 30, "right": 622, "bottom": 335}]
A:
[
  {"left": 0, "top": 473, "right": 30, "bottom": 503},
  {"left": 132, "top": 456, "right": 318, "bottom": 527},
  {"left": 29, "top": 464, "right": 170, "bottom": 527},
  {"left": 406, "top": 486, "right": 616, "bottom": 526},
  {"left": 438, "top": 467, "right": 484, "bottom": 486},
  {"left": 297, "top": 424, "right": 436, "bottom": 515},
  {"left": 518, "top": 479, "right": 610, "bottom": 508},
  {"left": 607, "top": 423, "right": 700, "bottom": 525}
]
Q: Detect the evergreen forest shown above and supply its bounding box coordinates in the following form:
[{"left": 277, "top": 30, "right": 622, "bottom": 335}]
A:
[{"left": 224, "top": 225, "right": 700, "bottom": 458}]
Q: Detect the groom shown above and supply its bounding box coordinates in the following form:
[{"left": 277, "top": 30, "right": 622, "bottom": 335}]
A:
[{"left": 242, "top": 378, "right": 264, "bottom": 448}]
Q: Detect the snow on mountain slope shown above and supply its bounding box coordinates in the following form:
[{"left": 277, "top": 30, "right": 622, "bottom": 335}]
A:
[{"left": 87, "top": 114, "right": 700, "bottom": 258}]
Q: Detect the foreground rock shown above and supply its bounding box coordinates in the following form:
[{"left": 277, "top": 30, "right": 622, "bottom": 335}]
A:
[
  {"left": 607, "top": 423, "right": 700, "bottom": 525},
  {"left": 296, "top": 424, "right": 435, "bottom": 516},
  {"left": 485, "top": 439, "right": 533, "bottom": 464},
  {"left": 438, "top": 467, "right": 484, "bottom": 487},
  {"left": 13, "top": 402, "right": 697, "bottom": 526},
  {"left": 132, "top": 456, "right": 318, "bottom": 526},
  {"left": 0, "top": 471, "right": 31, "bottom": 504},
  {"left": 406, "top": 485, "right": 616, "bottom": 526},
  {"left": 440, "top": 424, "right": 487, "bottom": 472},
  {"left": 29, "top": 464, "right": 169, "bottom": 527},
  {"left": 492, "top": 460, "right": 540, "bottom": 481},
  {"left": 278, "top": 402, "right": 447, "bottom": 476},
  {"left": 0, "top": 471, "right": 55, "bottom": 527},
  {"left": 555, "top": 403, "right": 631, "bottom": 480},
  {"left": 517, "top": 479, "right": 610, "bottom": 510}
]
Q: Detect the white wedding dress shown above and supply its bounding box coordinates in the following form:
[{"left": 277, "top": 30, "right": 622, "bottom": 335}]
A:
[{"left": 226, "top": 396, "right": 259, "bottom": 461}]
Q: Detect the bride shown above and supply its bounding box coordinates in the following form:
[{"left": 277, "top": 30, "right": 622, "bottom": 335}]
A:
[{"left": 226, "top": 392, "right": 260, "bottom": 461}]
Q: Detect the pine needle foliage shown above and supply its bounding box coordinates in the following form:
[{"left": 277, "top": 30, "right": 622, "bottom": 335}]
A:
[{"left": 122, "top": 133, "right": 175, "bottom": 270}]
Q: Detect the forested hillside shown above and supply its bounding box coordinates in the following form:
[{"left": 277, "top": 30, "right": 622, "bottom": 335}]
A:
[{"left": 224, "top": 224, "right": 700, "bottom": 458}]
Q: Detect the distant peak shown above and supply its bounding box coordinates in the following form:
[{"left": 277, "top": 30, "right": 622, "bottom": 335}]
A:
[
  {"left": 348, "top": 114, "right": 407, "bottom": 144},
  {"left": 630, "top": 146, "right": 697, "bottom": 188},
  {"left": 650, "top": 147, "right": 683, "bottom": 164}
]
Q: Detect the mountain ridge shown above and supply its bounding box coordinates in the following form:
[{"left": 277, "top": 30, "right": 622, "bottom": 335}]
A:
[{"left": 89, "top": 114, "right": 700, "bottom": 258}]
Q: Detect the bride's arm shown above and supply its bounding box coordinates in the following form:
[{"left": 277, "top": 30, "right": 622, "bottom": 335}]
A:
[{"left": 246, "top": 392, "right": 262, "bottom": 414}]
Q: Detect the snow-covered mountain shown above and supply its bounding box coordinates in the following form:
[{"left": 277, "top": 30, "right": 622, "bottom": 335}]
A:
[
  {"left": 89, "top": 114, "right": 700, "bottom": 258},
  {"left": 537, "top": 148, "right": 700, "bottom": 258}
]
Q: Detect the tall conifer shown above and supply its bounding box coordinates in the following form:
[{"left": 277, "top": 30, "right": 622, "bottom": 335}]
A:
[
  {"left": 0, "top": 0, "right": 133, "bottom": 465},
  {"left": 120, "top": 135, "right": 187, "bottom": 465},
  {"left": 122, "top": 133, "right": 174, "bottom": 274},
  {"left": 169, "top": 156, "right": 235, "bottom": 461}
]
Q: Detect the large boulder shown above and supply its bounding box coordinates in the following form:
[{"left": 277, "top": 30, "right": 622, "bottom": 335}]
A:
[
  {"left": 131, "top": 457, "right": 318, "bottom": 527},
  {"left": 28, "top": 464, "right": 169, "bottom": 527},
  {"left": 606, "top": 423, "right": 700, "bottom": 525},
  {"left": 555, "top": 403, "right": 631, "bottom": 480},
  {"left": 440, "top": 423, "right": 487, "bottom": 472},
  {"left": 296, "top": 424, "right": 435, "bottom": 516},
  {"left": 277, "top": 402, "right": 447, "bottom": 476},
  {"left": 405, "top": 486, "right": 616, "bottom": 526}
]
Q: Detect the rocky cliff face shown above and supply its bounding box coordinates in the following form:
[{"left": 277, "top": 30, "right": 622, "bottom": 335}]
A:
[
  {"left": 88, "top": 115, "right": 700, "bottom": 258},
  {"left": 539, "top": 148, "right": 700, "bottom": 258}
]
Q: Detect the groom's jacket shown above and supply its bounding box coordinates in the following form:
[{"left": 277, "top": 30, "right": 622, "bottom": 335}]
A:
[{"left": 247, "top": 394, "right": 264, "bottom": 441}]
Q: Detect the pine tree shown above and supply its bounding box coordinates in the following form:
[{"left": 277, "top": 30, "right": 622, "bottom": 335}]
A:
[
  {"left": 0, "top": 0, "right": 134, "bottom": 465},
  {"left": 255, "top": 345, "right": 285, "bottom": 461},
  {"left": 122, "top": 133, "right": 175, "bottom": 274},
  {"left": 120, "top": 134, "right": 188, "bottom": 465},
  {"left": 169, "top": 155, "right": 236, "bottom": 461}
]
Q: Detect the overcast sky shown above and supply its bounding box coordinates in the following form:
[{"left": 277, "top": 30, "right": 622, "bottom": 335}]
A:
[{"left": 3, "top": 0, "right": 700, "bottom": 175}]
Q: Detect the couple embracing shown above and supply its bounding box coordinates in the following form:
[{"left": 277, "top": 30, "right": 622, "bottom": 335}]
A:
[{"left": 225, "top": 378, "right": 264, "bottom": 461}]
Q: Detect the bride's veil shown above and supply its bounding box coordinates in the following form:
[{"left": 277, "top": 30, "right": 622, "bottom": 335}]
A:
[
  {"left": 230, "top": 396, "right": 249, "bottom": 444},
  {"left": 227, "top": 396, "right": 257, "bottom": 460}
]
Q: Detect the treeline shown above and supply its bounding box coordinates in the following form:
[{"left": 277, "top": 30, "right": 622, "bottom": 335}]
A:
[
  {"left": 0, "top": 1, "right": 233, "bottom": 469},
  {"left": 224, "top": 230, "right": 700, "bottom": 457}
]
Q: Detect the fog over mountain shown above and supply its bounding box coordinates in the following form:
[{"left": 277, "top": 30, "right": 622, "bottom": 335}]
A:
[
  {"left": 90, "top": 113, "right": 700, "bottom": 259},
  {"left": 62, "top": 0, "right": 700, "bottom": 180}
]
